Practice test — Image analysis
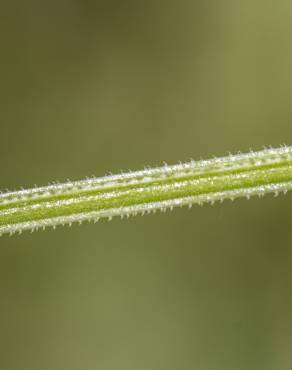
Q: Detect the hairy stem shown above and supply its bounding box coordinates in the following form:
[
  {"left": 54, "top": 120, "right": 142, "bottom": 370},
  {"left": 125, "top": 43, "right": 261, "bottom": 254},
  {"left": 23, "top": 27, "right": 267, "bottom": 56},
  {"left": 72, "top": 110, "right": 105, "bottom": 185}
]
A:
[{"left": 1, "top": 146, "right": 292, "bottom": 236}]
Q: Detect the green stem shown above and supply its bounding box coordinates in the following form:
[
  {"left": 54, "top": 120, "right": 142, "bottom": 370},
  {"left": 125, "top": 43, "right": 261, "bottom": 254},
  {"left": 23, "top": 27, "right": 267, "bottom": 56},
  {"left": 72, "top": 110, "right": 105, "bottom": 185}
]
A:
[{"left": 1, "top": 146, "right": 292, "bottom": 236}]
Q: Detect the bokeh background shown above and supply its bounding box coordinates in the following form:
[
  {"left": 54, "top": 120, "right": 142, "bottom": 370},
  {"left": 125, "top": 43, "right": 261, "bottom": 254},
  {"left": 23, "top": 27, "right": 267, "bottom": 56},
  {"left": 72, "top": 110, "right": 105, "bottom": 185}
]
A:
[{"left": 1, "top": 1, "right": 292, "bottom": 369}]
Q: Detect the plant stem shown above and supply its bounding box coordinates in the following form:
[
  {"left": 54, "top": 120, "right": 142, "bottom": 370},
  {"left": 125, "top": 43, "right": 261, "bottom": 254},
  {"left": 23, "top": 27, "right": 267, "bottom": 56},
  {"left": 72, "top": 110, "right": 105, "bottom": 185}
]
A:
[{"left": 1, "top": 146, "right": 292, "bottom": 236}]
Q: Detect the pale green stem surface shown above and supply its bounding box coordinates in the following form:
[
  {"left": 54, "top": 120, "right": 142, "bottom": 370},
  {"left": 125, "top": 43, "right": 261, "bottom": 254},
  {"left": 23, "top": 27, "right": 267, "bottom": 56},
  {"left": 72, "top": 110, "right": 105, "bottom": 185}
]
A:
[{"left": 1, "top": 146, "right": 292, "bottom": 236}]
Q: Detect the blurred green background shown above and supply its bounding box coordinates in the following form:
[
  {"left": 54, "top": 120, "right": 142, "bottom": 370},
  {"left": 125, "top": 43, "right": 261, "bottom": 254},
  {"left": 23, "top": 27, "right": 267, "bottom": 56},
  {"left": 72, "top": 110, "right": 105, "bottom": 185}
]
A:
[{"left": 1, "top": 1, "right": 292, "bottom": 369}]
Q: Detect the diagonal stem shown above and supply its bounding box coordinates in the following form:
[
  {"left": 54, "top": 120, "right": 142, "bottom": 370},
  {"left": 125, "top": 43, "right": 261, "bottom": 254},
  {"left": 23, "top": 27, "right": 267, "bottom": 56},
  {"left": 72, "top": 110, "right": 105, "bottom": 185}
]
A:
[{"left": 1, "top": 146, "right": 292, "bottom": 236}]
